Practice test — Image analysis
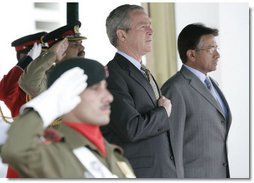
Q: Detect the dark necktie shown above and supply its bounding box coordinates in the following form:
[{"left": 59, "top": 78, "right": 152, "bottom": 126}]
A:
[
  {"left": 204, "top": 77, "right": 227, "bottom": 117},
  {"left": 205, "top": 77, "right": 220, "bottom": 101},
  {"left": 204, "top": 77, "right": 212, "bottom": 90},
  {"left": 141, "top": 64, "right": 160, "bottom": 100}
]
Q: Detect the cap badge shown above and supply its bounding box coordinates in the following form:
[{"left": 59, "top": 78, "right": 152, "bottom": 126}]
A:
[{"left": 74, "top": 25, "right": 80, "bottom": 34}]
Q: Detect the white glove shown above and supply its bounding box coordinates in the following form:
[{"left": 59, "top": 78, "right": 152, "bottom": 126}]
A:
[
  {"left": 27, "top": 43, "right": 42, "bottom": 60},
  {"left": 0, "top": 122, "right": 10, "bottom": 145},
  {"left": 20, "top": 67, "right": 88, "bottom": 127}
]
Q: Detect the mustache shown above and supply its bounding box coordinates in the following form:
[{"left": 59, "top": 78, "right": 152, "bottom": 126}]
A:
[
  {"left": 78, "top": 51, "right": 85, "bottom": 57},
  {"left": 101, "top": 104, "right": 111, "bottom": 110}
]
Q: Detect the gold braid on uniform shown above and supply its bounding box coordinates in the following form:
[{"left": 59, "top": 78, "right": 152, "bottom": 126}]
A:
[
  {"left": 26, "top": 94, "right": 32, "bottom": 102},
  {"left": 0, "top": 105, "right": 12, "bottom": 124},
  {"left": 26, "top": 94, "right": 62, "bottom": 127},
  {"left": 50, "top": 118, "right": 62, "bottom": 126},
  {"left": 0, "top": 94, "right": 33, "bottom": 124}
]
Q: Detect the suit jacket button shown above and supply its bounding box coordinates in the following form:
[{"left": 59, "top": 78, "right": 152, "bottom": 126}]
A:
[
  {"left": 223, "top": 162, "right": 228, "bottom": 167},
  {"left": 170, "top": 156, "right": 174, "bottom": 160}
]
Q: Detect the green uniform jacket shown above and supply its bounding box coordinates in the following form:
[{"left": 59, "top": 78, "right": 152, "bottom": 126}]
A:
[
  {"left": 1, "top": 110, "right": 135, "bottom": 178},
  {"left": 19, "top": 51, "right": 56, "bottom": 98}
]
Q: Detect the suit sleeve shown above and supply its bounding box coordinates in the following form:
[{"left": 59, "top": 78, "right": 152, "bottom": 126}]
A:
[
  {"left": 106, "top": 68, "right": 170, "bottom": 143},
  {"left": 161, "top": 82, "right": 186, "bottom": 177},
  {"left": 19, "top": 51, "right": 56, "bottom": 98}
]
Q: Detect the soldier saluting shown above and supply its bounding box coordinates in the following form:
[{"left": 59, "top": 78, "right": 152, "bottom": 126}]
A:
[{"left": 1, "top": 58, "right": 135, "bottom": 178}]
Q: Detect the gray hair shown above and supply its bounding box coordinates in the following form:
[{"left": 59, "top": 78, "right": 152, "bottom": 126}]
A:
[{"left": 106, "top": 4, "right": 144, "bottom": 48}]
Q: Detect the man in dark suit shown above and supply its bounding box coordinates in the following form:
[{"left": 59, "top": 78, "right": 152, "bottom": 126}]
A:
[
  {"left": 101, "top": 4, "right": 177, "bottom": 178},
  {"left": 161, "top": 23, "right": 232, "bottom": 178}
]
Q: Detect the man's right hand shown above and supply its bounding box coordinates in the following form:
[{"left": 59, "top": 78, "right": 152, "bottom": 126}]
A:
[
  {"left": 158, "top": 96, "right": 172, "bottom": 117},
  {"left": 27, "top": 43, "right": 42, "bottom": 60},
  {"left": 49, "top": 38, "right": 69, "bottom": 62},
  {"left": 20, "top": 67, "right": 87, "bottom": 127}
]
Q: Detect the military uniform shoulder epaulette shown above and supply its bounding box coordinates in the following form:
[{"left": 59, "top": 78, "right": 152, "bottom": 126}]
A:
[
  {"left": 43, "top": 127, "right": 64, "bottom": 143},
  {"left": 105, "top": 140, "right": 124, "bottom": 155}
]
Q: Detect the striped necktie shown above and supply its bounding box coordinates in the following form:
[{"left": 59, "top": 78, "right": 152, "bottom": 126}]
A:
[{"left": 141, "top": 64, "right": 160, "bottom": 100}]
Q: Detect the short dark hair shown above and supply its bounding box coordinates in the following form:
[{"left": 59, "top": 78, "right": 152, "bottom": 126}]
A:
[{"left": 177, "top": 23, "right": 218, "bottom": 63}]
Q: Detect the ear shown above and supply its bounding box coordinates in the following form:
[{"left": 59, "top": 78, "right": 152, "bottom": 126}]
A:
[
  {"left": 186, "top": 49, "right": 196, "bottom": 62},
  {"left": 116, "top": 29, "right": 127, "bottom": 42}
]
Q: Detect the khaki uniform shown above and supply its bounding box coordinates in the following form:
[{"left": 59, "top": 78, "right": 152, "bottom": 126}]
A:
[
  {"left": 19, "top": 51, "right": 56, "bottom": 98},
  {"left": 1, "top": 110, "right": 135, "bottom": 178}
]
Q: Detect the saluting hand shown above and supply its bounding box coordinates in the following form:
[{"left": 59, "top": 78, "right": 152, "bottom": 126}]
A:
[
  {"left": 20, "top": 67, "right": 87, "bottom": 127},
  {"left": 27, "top": 43, "right": 42, "bottom": 60},
  {"left": 49, "top": 38, "right": 69, "bottom": 62}
]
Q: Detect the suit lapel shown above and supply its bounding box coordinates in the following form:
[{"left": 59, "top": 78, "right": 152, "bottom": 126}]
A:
[
  {"left": 180, "top": 66, "right": 226, "bottom": 119},
  {"left": 211, "top": 79, "right": 232, "bottom": 128},
  {"left": 115, "top": 54, "right": 157, "bottom": 105}
]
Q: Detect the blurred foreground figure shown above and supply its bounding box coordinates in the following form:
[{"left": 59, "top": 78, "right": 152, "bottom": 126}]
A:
[{"left": 1, "top": 58, "right": 135, "bottom": 178}]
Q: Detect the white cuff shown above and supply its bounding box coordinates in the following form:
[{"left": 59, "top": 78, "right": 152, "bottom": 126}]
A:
[{"left": 20, "top": 92, "right": 55, "bottom": 128}]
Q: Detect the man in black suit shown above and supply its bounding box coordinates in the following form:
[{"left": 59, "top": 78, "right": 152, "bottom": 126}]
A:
[{"left": 101, "top": 4, "right": 177, "bottom": 178}]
